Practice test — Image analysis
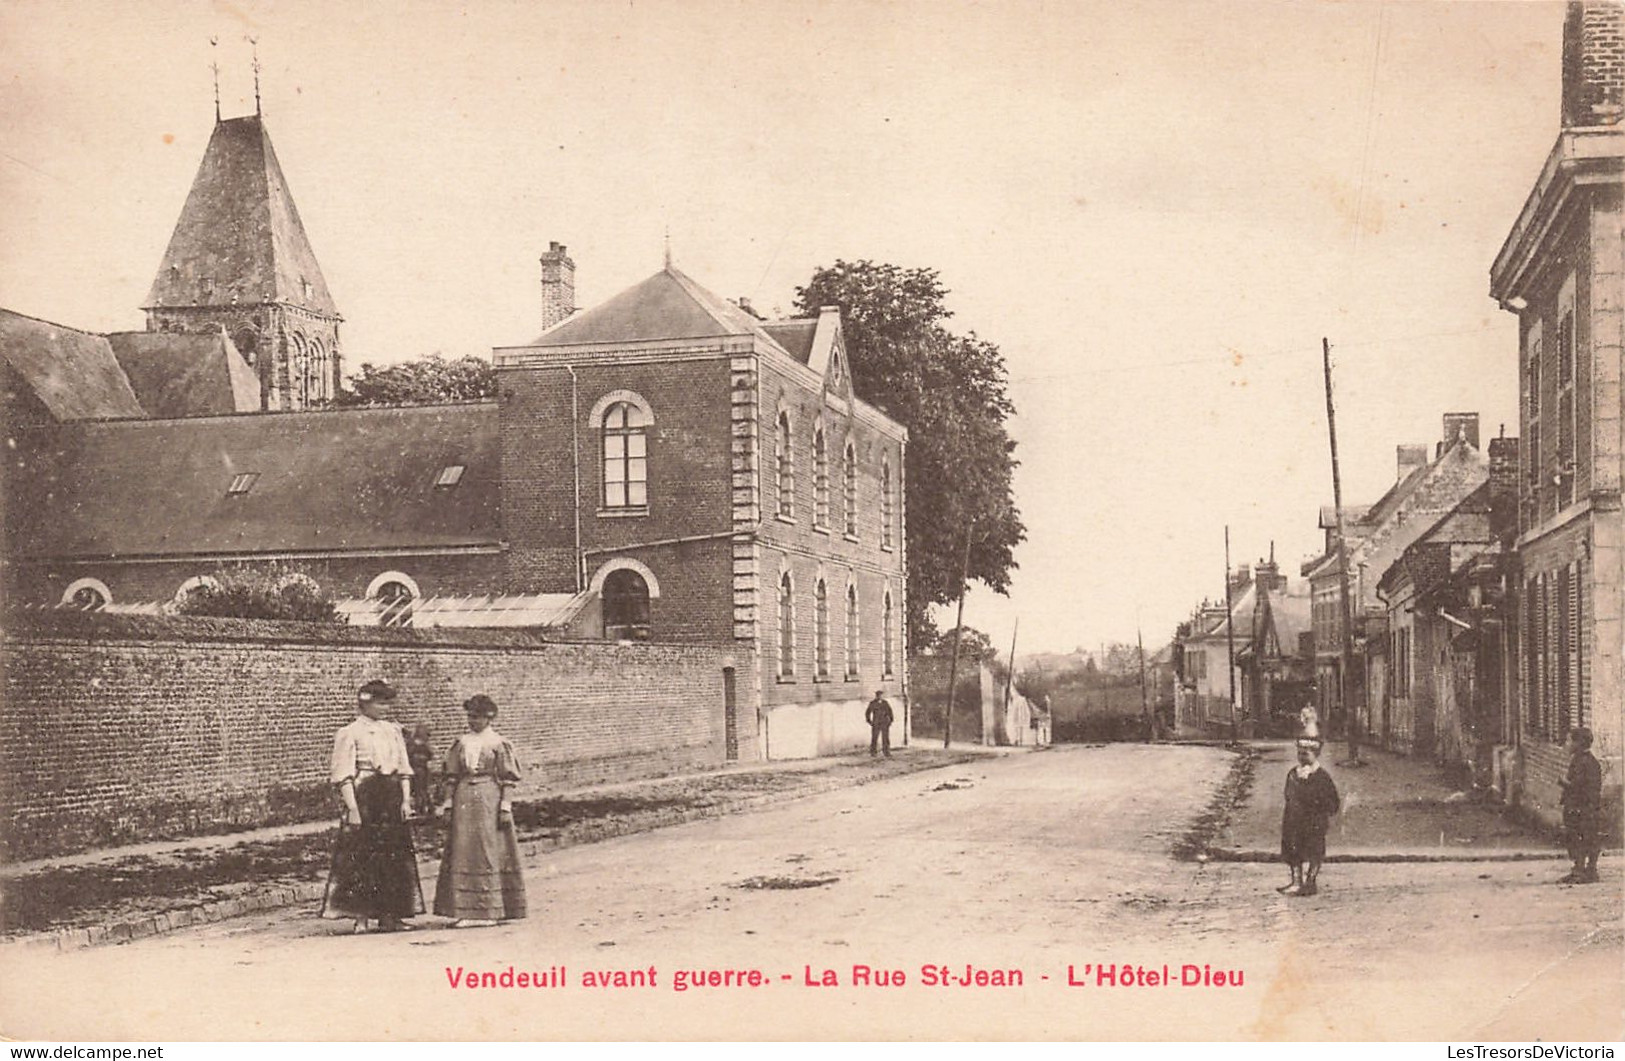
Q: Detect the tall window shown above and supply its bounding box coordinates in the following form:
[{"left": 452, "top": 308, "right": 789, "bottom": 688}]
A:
[
  {"left": 603, "top": 401, "right": 649, "bottom": 509},
  {"left": 845, "top": 582, "right": 860, "bottom": 679},
  {"left": 375, "top": 580, "right": 415, "bottom": 628},
  {"left": 814, "top": 578, "right": 830, "bottom": 679},
  {"left": 843, "top": 442, "right": 858, "bottom": 537},
  {"left": 1557, "top": 307, "right": 1577, "bottom": 508},
  {"left": 881, "top": 458, "right": 895, "bottom": 550},
  {"left": 882, "top": 588, "right": 895, "bottom": 678},
  {"left": 291, "top": 335, "right": 311, "bottom": 407},
  {"left": 776, "top": 412, "right": 794, "bottom": 519},
  {"left": 603, "top": 569, "right": 651, "bottom": 641},
  {"left": 1524, "top": 324, "right": 1543, "bottom": 520},
  {"left": 778, "top": 572, "right": 795, "bottom": 678},
  {"left": 813, "top": 424, "right": 829, "bottom": 529}
]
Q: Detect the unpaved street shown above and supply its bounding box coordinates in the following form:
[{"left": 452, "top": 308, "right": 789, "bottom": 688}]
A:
[{"left": 2, "top": 744, "right": 1618, "bottom": 1041}]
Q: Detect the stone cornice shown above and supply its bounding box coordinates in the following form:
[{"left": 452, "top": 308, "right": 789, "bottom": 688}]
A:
[{"left": 1491, "top": 127, "right": 1625, "bottom": 305}]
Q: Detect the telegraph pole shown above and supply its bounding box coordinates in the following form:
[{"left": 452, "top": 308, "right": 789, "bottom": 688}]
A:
[
  {"left": 1224, "top": 525, "right": 1238, "bottom": 739},
  {"left": 1137, "top": 622, "right": 1154, "bottom": 740},
  {"left": 1002, "top": 618, "right": 1019, "bottom": 744},
  {"left": 1323, "top": 338, "right": 1363, "bottom": 764},
  {"left": 943, "top": 519, "right": 974, "bottom": 748}
]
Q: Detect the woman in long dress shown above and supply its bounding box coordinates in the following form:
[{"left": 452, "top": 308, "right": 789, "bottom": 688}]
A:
[
  {"left": 434, "top": 694, "right": 527, "bottom": 926},
  {"left": 322, "top": 679, "right": 425, "bottom": 932}
]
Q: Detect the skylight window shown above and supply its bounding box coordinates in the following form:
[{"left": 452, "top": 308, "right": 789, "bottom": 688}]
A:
[
  {"left": 435, "top": 464, "right": 466, "bottom": 489},
  {"left": 227, "top": 472, "right": 259, "bottom": 496}
]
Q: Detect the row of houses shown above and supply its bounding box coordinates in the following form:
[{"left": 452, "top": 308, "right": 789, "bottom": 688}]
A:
[
  {"left": 1173, "top": 2, "right": 1623, "bottom": 831},
  {"left": 1, "top": 100, "right": 911, "bottom": 764}
]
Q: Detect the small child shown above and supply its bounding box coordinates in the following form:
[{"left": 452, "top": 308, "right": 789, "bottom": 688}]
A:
[{"left": 406, "top": 722, "right": 435, "bottom": 820}]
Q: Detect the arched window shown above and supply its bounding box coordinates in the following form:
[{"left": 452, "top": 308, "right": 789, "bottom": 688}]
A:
[
  {"left": 602, "top": 568, "right": 651, "bottom": 640},
  {"left": 374, "top": 579, "right": 415, "bottom": 628},
  {"left": 290, "top": 334, "right": 312, "bottom": 407},
  {"left": 776, "top": 412, "right": 794, "bottom": 519},
  {"left": 61, "top": 577, "right": 110, "bottom": 612},
  {"left": 308, "top": 338, "right": 328, "bottom": 404},
  {"left": 233, "top": 328, "right": 259, "bottom": 367},
  {"left": 814, "top": 577, "right": 830, "bottom": 679},
  {"left": 883, "top": 588, "right": 896, "bottom": 678},
  {"left": 845, "top": 581, "right": 860, "bottom": 679},
  {"left": 843, "top": 441, "right": 857, "bottom": 537},
  {"left": 602, "top": 401, "right": 649, "bottom": 509},
  {"left": 813, "top": 424, "right": 829, "bottom": 529},
  {"left": 881, "top": 457, "right": 895, "bottom": 550},
  {"left": 778, "top": 571, "right": 796, "bottom": 678}
]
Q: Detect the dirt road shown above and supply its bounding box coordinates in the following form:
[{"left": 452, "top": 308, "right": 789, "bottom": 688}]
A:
[{"left": 2, "top": 744, "right": 1617, "bottom": 1041}]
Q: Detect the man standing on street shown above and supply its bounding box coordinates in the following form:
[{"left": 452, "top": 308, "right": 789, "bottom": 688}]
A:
[
  {"left": 865, "top": 690, "right": 895, "bottom": 758},
  {"left": 1558, "top": 726, "right": 1603, "bottom": 885}
]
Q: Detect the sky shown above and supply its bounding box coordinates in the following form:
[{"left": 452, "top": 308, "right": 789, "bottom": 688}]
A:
[{"left": 0, "top": 0, "right": 1562, "bottom": 656}]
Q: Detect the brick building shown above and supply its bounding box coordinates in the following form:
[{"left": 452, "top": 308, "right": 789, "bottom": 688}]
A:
[
  {"left": 1489, "top": 1, "right": 1624, "bottom": 827},
  {"left": 1301, "top": 416, "right": 1490, "bottom": 738},
  {"left": 1, "top": 104, "right": 909, "bottom": 763},
  {"left": 492, "top": 265, "right": 909, "bottom": 759}
]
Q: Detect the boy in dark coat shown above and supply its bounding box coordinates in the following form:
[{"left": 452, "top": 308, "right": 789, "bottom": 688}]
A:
[
  {"left": 1280, "top": 738, "right": 1340, "bottom": 897},
  {"left": 1558, "top": 726, "right": 1603, "bottom": 885}
]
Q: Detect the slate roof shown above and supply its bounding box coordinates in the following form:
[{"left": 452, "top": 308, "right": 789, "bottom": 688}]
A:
[
  {"left": 760, "top": 319, "right": 817, "bottom": 365},
  {"left": 144, "top": 115, "right": 339, "bottom": 317},
  {"left": 0, "top": 309, "right": 146, "bottom": 421},
  {"left": 528, "top": 266, "right": 789, "bottom": 355},
  {"left": 107, "top": 331, "right": 260, "bottom": 418},
  {"left": 8, "top": 403, "right": 499, "bottom": 559}
]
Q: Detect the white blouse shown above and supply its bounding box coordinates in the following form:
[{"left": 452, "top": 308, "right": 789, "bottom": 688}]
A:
[{"left": 329, "top": 716, "right": 413, "bottom": 784}]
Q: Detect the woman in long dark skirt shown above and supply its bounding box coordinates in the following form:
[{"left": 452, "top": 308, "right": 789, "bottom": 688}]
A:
[
  {"left": 434, "top": 695, "right": 527, "bottom": 927},
  {"left": 321, "top": 679, "right": 425, "bottom": 932},
  {"left": 1280, "top": 737, "right": 1340, "bottom": 897}
]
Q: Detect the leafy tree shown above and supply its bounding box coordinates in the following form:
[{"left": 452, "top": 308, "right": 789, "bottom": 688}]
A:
[
  {"left": 920, "top": 625, "right": 997, "bottom": 663},
  {"left": 796, "top": 261, "right": 1025, "bottom": 648},
  {"left": 333, "top": 354, "right": 496, "bottom": 406},
  {"left": 174, "top": 563, "right": 345, "bottom": 624}
]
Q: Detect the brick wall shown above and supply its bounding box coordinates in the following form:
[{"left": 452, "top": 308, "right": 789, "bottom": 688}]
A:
[
  {"left": 756, "top": 358, "right": 907, "bottom": 711},
  {"left": 0, "top": 610, "right": 739, "bottom": 859},
  {"left": 1564, "top": 2, "right": 1625, "bottom": 129},
  {"left": 497, "top": 357, "right": 735, "bottom": 604},
  {"left": 12, "top": 552, "right": 508, "bottom": 613}
]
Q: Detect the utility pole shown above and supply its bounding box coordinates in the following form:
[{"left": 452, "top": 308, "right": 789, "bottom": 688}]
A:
[
  {"left": 1224, "top": 525, "right": 1238, "bottom": 740},
  {"left": 1002, "top": 618, "right": 1019, "bottom": 744},
  {"left": 1137, "top": 622, "right": 1153, "bottom": 741},
  {"left": 1323, "top": 337, "right": 1363, "bottom": 764},
  {"left": 943, "top": 519, "right": 974, "bottom": 748}
]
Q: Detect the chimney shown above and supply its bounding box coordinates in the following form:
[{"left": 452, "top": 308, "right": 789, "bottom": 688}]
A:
[
  {"left": 1488, "top": 435, "right": 1521, "bottom": 537},
  {"left": 1397, "top": 444, "right": 1429, "bottom": 482},
  {"left": 1442, "top": 411, "right": 1480, "bottom": 451},
  {"left": 734, "top": 296, "right": 763, "bottom": 321},
  {"left": 1563, "top": 2, "right": 1625, "bottom": 129},
  {"left": 1230, "top": 563, "right": 1252, "bottom": 593},
  {"left": 539, "top": 242, "right": 576, "bottom": 332}
]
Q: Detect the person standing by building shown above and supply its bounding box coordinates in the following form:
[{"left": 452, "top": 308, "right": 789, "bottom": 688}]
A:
[
  {"left": 321, "top": 679, "right": 424, "bottom": 933},
  {"left": 865, "top": 690, "right": 895, "bottom": 758},
  {"left": 1279, "top": 737, "right": 1340, "bottom": 897},
  {"left": 1559, "top": 726, "right": 1603, "bottom": 885},
  {"left": 435, "top": 695, "right": 527, "bottom": 927},
  {"left": 406, "top": 722, "right": 435, "bottom": 819}
]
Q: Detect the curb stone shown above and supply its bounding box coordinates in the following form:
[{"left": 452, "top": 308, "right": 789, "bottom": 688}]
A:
[{"left": 2, "top": 751, "right": 983, "bottom": 955}]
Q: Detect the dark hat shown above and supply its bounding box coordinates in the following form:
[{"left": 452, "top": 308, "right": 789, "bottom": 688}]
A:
[
  {"left": 463, "top": 694, "right": 499, "bottom": 718},
  {"left": 357, "top": 679, "right": 397, "bottom": 702}
]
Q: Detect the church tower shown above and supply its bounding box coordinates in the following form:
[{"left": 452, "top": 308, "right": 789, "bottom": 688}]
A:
[{"left": 143, "top": 112, "right": 342, "bottom": 410}]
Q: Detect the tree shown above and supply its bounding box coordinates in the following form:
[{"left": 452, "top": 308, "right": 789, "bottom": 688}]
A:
[
  {"left": 333, "top": 354, "right": 496, "bottom": 406},
  {"left": 920, "top": 625, "right": 997, "bottom": 663},
  {"left": 175, "top": 563, "right": 345, "bottom": 624},
  {"left": 795, "top": 261, "right": 1025, "bottom": 649}
]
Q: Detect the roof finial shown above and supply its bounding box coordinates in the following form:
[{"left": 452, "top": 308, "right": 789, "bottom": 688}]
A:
[
  {"left": 663, "top": 226, "right": 672, "bottom": 270},
  {"left": 210, "top": 37, "right": 220, "bottom": 121},
  {"left": 248, "top": 35, "right": 261, "bottom": 115}
]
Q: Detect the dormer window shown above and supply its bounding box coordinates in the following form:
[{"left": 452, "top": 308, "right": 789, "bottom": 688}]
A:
[
  {"left": 301, "top": 276, "right": 313, "bottom": 300},
  {"left": 434, "top": 464, "right": 465, "bottom": 489},
  {"left": 227, "top": 471, "right": 259, "bottom": 496}
]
